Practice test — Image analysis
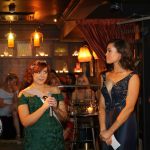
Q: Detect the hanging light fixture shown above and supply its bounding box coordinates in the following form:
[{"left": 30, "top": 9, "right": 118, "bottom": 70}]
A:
[
  {"left": 5, "top": 30, "right": 16, "bottom": 48},
  {"left": 92, "top": 51, "right": 99, "bottom": 59},
  {"left": 78, "top": 45, "right": 92, "bottom": 62},
  {"left": 31, "top": 30, "right": 43, "bottom": 47}
]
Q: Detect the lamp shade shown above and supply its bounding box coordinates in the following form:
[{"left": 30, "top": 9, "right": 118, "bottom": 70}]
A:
[
  {"left": 31, "top": 31, "right": 43, "bottom": 47},
  {"left": 5, "top": 31, "right": 16, "bottom": 48},
  {"left": 92, "top": 51, "right": 99, "bottom": 59},
  {"left": 78, "top": 46, "right": 92, "bottom": 62}
]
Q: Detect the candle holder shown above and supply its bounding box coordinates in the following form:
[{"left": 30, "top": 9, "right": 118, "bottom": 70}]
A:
[{"left": 87, "top": 106, "right": 93, "bottom": 114}]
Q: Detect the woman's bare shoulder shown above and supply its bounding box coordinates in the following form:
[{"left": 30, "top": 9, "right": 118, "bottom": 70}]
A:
[
  {"left": 45, "top": 85, "right": 61, "bottom": 94},
  {"left": 18, "top": 86, "right": 35, "bottom": 97}
]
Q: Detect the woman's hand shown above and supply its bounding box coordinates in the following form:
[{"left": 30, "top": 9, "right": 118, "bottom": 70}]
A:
[
  {"left": 42, "top": 97, "right": 51, "bottom": 110},
  {"left": 43, "top": 96, "right": 57, "bottom": 110},
  {"left": 100, "top": 129, "right": 113, "bottom": 142},
  {"left": 105, "top": 137, "right": 112, "bottom": 145},
  {"left": 48, "top": 97, "right": 57, "bottom": 108}
]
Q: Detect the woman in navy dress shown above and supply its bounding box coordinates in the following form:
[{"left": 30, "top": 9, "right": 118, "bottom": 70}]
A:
[{"left": 99, "top": 39, "right": 140, "bottom": 150}]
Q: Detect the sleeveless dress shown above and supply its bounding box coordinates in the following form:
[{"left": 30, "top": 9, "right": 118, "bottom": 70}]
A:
[
  {"left": 18, "top": 93, "right": 65, "bottom": 150},
  {"left": 101, "top": 71, "right": 137, "bottom": 150}
]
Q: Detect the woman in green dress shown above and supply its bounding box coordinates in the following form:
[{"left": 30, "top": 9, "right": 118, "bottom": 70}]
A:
[{"left": 18, "top": 60, "right": 67, "bottom": 150}]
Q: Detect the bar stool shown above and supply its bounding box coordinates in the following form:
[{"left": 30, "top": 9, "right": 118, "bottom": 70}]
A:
[{"left": 71, "top": 113, "right": 98, "bottom": 150}]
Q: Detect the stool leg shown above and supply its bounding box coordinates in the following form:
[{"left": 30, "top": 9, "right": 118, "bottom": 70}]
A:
[
  {"left": 71, "top": 116, "right": 78, "bottom": 150},
  {"left": 91, "top": 127, "right": 96, "bottom": 150},
  {"left": 84, "top": 142, "right": 88, "bottom": 150},
  {"left": 71, "top": 127, "right": 75, "bottom": 150}
]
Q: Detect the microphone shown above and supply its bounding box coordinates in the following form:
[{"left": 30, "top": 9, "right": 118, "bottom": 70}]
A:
[{"left": 42, "top": 93, "right": 53, "bottom": 117}]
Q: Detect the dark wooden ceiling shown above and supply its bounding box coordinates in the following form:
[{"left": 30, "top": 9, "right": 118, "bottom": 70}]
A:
[
  {"left": 0, "top": 0, "right": 71, "bottom": 23},
  {"left": 0, "top": 0, "right": 149, "bottom": 42}
]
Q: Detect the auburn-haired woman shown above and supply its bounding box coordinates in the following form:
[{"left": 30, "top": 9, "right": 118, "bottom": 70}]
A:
[{"left": 18, "top": 60, "right": 67, "bottom": 150}]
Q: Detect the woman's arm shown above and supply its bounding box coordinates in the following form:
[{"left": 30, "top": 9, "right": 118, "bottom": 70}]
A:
[
  {"left": 98, "top": 75, "right": 106, "bottom": 132},
  {"left": 12, "top": 92, "right": 18, "bottom": 111},
  {"left": 99, "top": 93, "right": 106, "bottom": 132},
  {"left": 53, "top": 101, "right": 68, "bottom": 121},
  {"left": 101, "top": 74, "right": 140, "bottom": 141},
  {"left": 18, "top": 98, "right": 50, "bottom": 127},
  {"left": 48, "top": 86, "right": 68, "bottom": 121}
]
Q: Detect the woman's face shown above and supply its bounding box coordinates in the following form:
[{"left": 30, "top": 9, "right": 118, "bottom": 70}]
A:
[
  {"left": 33, "top": 67, "right": 48, "bottom": 85},
  {"left": 9, "top": 78, "right": 18, "bottom": 91},
  {"left": 78, "top": 77, "right": 88, "bottom": 85},
  {"left": 66, "top": 75, "right": 72, "bottom": 84},
  {"left": 105, "top": 43, "right": 121, "bottom": 64}
]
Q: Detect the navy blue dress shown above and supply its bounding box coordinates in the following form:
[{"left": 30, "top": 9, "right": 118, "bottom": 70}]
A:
[{"left": 101, "top": 71, "right": 137, "bottom": 150}]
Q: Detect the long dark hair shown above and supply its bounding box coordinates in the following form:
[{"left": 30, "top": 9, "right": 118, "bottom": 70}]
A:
[{"left": 107, "top": 39, "right": 134, "bottom": 70}]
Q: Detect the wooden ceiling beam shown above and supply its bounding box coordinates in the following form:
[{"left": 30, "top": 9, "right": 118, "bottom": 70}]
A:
[{"left": 60, "top": 0, "right": 108, "bottom": 40}]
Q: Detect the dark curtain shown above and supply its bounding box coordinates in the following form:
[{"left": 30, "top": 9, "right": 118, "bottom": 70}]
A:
[{"left": 77, "top": 19, "right": 136, "bottom": 61}]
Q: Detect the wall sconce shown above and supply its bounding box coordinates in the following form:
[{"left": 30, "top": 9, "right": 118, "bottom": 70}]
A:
[
  {"left": 31, "top": 30, "right": 43, "bottom": 47},
  {"left": 78, "top": 45, "right": 92, "bottom": 62},
  {"left": 72, "top": 50, "right": 78, "bottom": 56},
  {"left": 5, "top": 31, "right": 16, "bottom": 48}
]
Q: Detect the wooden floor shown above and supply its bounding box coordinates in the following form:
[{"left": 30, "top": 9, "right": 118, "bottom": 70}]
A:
[
  {"left": 0, "top": 139, "right": 99, "bottom": 150},
  {"left": 0, "top": 139, "right": 143, "bottom": 150},
  {"left": 0, "top": 140, "right": 23, "bottom": 150}
]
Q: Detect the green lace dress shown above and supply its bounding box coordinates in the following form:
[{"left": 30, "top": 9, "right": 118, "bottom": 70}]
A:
[{"left": 18, "top": 93, "right": 65, "bottom": 150}]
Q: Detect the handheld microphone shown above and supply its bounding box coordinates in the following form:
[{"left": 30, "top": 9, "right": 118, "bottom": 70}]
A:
[{"left": 42, "top": 93, "right": 53, "bottom": 117}]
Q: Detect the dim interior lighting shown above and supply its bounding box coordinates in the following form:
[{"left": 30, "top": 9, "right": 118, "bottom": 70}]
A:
[
  {"left": 92, "top": 51, "right": 99, "bottom": 59},
  {"left": 5, "top": 30, "right": 16, "bottom": 48},
  {"left": 72, "top": 50, "right": 78, "bottom": 56},
  {"left": 31, "top": 30, "right": 43, "bottom": 47},
  {"left": 53, "top": 18, "right": 57, "bottom": 22},
  {"left": 78, "top": 45, "right": 92, "bottom": 62},
  {"left": 9, "top": 3, "right": 16, "bottom": 13},
  {"left": 74, "top": 62, "right": 82, "bottom": 73},
  {"left": 110, "top": 2, "right": 120, "bottom": 11},
  {"left": 5, "top": 15, "right": 18, "bottom": 21},
  {"left": 87, "top": 106, "right": 93, "bottom": 114},
  {"left": 110, "top": 0, "right": 123, "bottom": 12}
]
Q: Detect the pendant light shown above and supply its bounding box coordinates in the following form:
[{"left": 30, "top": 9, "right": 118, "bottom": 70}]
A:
[
  {"left": 92, "top": 51, "right": 99, "bottom": 59},
  {"left": 31, "top": 30, "right": 43, "bottom": 47},
  {"left": 78, "top": 45, "right": 92, "bottom": 62},
  {"left": 5, "top": 29, "right": 16, "bottom": 48}
]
